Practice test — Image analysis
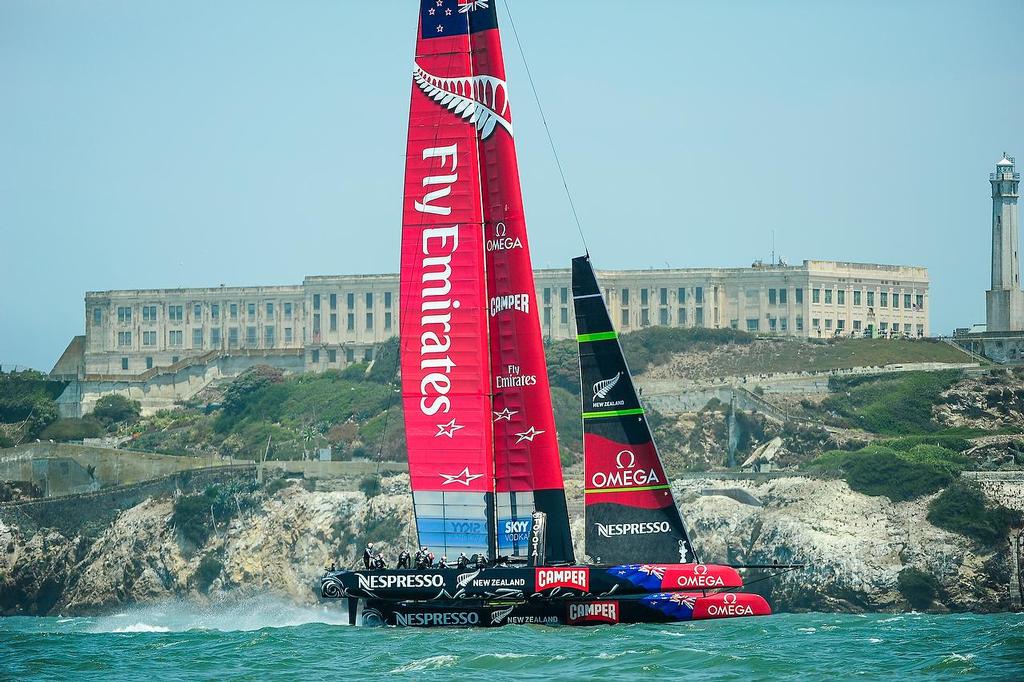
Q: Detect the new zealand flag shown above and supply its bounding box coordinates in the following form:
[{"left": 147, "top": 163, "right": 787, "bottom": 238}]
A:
[
  {"left": 607, "top": 564, "right": 667, "bottom": 591},
  {"left": 639, "top": 592, "right": 697, "bottom": 620},
  {"left": 421, "top": 0, "right": 497, "bottom": 39}
]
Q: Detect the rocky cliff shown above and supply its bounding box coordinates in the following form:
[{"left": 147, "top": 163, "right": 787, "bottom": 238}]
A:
[{"left": 2, "top": 472, "right": 1018, "bottom": 616}]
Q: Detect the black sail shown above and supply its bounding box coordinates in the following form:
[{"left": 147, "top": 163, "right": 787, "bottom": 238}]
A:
[{"left": 572, "top": 255, "right": 699, "bottom": 565}]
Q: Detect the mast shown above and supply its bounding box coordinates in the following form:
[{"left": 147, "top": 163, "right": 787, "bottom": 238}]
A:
[{"left": 572, "top": 255, "right": 699, "bottom": 565}]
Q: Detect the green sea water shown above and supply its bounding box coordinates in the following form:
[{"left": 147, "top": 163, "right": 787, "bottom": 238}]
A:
[{"left": 1, "top": 600, "right": 1021, "bottom": 680}]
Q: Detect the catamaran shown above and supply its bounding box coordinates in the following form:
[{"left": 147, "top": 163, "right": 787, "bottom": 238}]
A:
[{"left": 319, "top": 0, "right": 783, "bottom": 627}]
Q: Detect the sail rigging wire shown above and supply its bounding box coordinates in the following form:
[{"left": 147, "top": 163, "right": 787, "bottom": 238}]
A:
[{"left": 502, "top": 0, "right": 589, "bottom": 256}]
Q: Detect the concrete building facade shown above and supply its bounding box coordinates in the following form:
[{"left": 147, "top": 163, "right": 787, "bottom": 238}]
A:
[{"left": 66, "top": 259, "right": 930, "bottom": 381}]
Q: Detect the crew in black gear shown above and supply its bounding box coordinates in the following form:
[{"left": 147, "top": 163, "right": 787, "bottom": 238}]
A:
[
  {"left": 474, "top": 553, "right": 487, "bottom": 569},
  {"left": 437, "top": 555, "right": 449, "bottom": 569},
  {"left": 363, "top": 542, "right": 375, "bottom": 570},
  {"left": 414, "top": 546, "right": 428, "bottom": 570},
  {"left": 372, "top": 553, "right": 387, "bottom": 570},
  {"left": 456, "top": 552, "right": 469, "bottom": 570},
  {"left": 397, "top": 550, "right": 411, "bottom": 569}
]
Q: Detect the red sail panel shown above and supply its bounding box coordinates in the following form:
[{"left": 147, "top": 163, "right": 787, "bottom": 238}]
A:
[
  {"left": 401, "top": 1, "right": 494, "bottom": 559},
  {"left": 467, "top": 1, "right": 574, "bottom": 563}
]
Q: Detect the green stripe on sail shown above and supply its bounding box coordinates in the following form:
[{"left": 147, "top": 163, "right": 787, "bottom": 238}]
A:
[
  {"left": 583, "top": 407, "right": 645, "bottom": 419},
  {"left": 576, "top": 331, "right": 617, "bottom": 343},
  {"left": 585, "top": 484, "right": 671, "bottom": 494}
]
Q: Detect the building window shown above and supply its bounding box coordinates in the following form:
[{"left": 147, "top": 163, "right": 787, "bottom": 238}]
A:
[
  {"left": 769, "top": 289, "right": 777, "bottom": 305},
  {"left": 345, "top": 348, "right": 355, "bottom": 363},
  {"left": 363, "top": 348, "right": 373, "bottom": 362},
  {"left": 385, "top": 312, "right": 392, "bottom": 331},
  {"left": 659, "top": 308, "right": 669, "bottom": 325},
  {"left": 384, "top": 292, "right": 392, "bottom": 308},
  {"left": 621, "top": 289, "right": 629, "bottom": 306},
  {"left": 678, "top": 287, "right": 686, "bottom": 304},
  {"left": 247, "top": 302, "right": 256, "bottom": 318},
  {"left": 284, "top": 327, "right": 293, "bottom": 343},
  {"left": 780, "top": 317, "right": 788, "bottom": 331},
  {"left": 853, "top": 320, "right": 862, "bottom": 331},
  {"left": 695, "top": 308, "right": 704, "bottom": 326},
  {"left": 211, "top": 328, "right": 221, "bottom": 347},
  {"left": 146, "top": 356, "right": 153, "bottom": 369},
  {"left": 330, "top": 313, "right": 338, "bottom": 332},
  {"left": 366, "top": 312, "right": 374, "bottom": 330},
  {"left": 143, "top": 331, "right": 156, "bottom": 346},
  {"left": 313, "top": 314, "right": 321, "bottom": 334},
  {"left": 347, "top": 293, "right": 355, "bottom": 309},
  {"left": 812, "top": 318, "right": 820, "bottom": 328},
  {"left": 837, "top": 290, "right": 845, "bottom": 305},
  {"left": 561, "top": 307, "right": 569, "bottom": 325},
  {"left": 121, "top": 357, "right": 129, "bottom": 370},
  {"left": 695, "top": 287, "right": 703, "bottom": 305},
  {"left": 171, "top": 355, "right": 179, "bottom": 364},
  {"left": 880, "top": 292, "right": 888, "bottom": 307},
  {"left": 660, "top": 288, "right": 668, "bottom": 305},
  {"left": 824, "top": 289, "right": 833, "bottom": 304},
  {"left": 915, "top": 295, "right": 923, "bottom": 310},
  {"left": 211, "top": 304, "right": 219, "bottom": 320},
  {"left": 347, "top": 313, "right": 355, "bottom": 331},
  {"left": 621, "top": 309, "right": 629, "bottom": 327},
  {"left": 891, "top": 294, "right": 900, "bottom": 309},
  {"left": 142, "top": 305, "right": 156, "bottom": 322},
  {"left": 746, "top": 318, "right": 759, "bottom": 332},
  {"left": 169, "top": 330, "right": 183, "bottom": 347},
  {"left": 796, "top": 316, "right": 804, "bottom": 331},
  {"left": 93, "top": 308, "right": 102, "bottom": 324},
  {"left": 769, "top": 317, "right": 777, "bottom": 332},
  {"left": 640, "top": 308, "right": 650, "bottom": 326},
  {"left": 853, "top": 291, "right": 861, "bottom": 306},
  {"left": 640, "top": 288, "right": 648, "bottom": 306},
  {"left": 228, "top": 328, "right": 238, "bottom": 348},
  {"left": 795, "top": 288, "right": 803, "bottom": 304},
  {"left": 837, "top": 319, "right": 845, "bottom": 331},
  {"left": 230, "top": 303, "right": 238, "bottom": 320},
  {"left": 893, "top": 323, "right": 900, "bottom": 333},
  {"left": 825, "top": 319, "right": 833, "bottom": 330},
  {"left": 117, "top": 331, "right": 132, "bottom": 346},
  {"left": 560, "top": 288, "right": 568, "bottom": 305},
  {"left": 779, "top": 289, "right": 788, "bottom": 305},
  {"left": 118, "top": 306, "right": 132, "bottom": 323},
  {"left": 312, "top": 349, "right": 320, "bottom": 364},
  {"left": 266, "top": 302, "right": 274, "bottom": 316},
  {"left": 170, "top": 305, "right": 183, "bottom": 322},
  {"left": 246, "top": 326, "right": 257, "bottom": 346},
  {"left": 812, "top": 289, "right": 820, "bottom": 304},
  {"left": 867, "top": 291, "right": 875, "bottom": 307},
  {"left": 904, "top": 294, "right": 912, "bottom": 309},
  {"left": 916, "top": 324, "right": 924, "bottom": 336},
  {"left": 543, "top": 288, "right": 551, "bottom": 305},
  {"left": 313, "top": 294, "right": 321, "bottom": 310},
  {"left": 880, "top": 322, "right": 889, "bottom": 331},
  {"left": 194, "top": 303, "right": 202, "bottom": 319},
  {"left": 543, "top": 307, "right": 551, "bottom": 327},
  {"left": 678, "top": 308, "right": 687, "bottom": 325},
  {"left": 328, "top": 349, "right": 337, "bottom": 363},
  {"left": 265, "top": 326, "right": 275, "bottom": 346},
  {"left": 366, "top": 292, "right": 373, "bottom": 308},
  {"left": 330, "top": 293, "right": 337, "bottom": 310},
  {"left": 284, "top": 302, "right": 292, "bottom": 319},
  {"left": 192, "top": 328, "right": 203, "bottom": 348}
]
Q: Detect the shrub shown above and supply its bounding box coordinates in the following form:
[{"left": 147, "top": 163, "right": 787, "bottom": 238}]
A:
[
  {"left": 39, "top": 417, "right": 103, "bottom": 442},
  {"left": 265, "top": 478, "right": 292, "bottom": 496},
  {"left": 362, "top": 511, "right": 404, "bottom": 545},
  {"left": 195, "top": 554, "right": 223, "bottom": 592},
  {"left": 173, "top": 492, "right": 216, "bottom": 547},
  {"left": 927, "top": 481, "right": 1023, "bottom": 546},
  {"left": 823, "top": 370, "right": 962, "bottom": 435},
  {"left": 359, "top": 475, "right": 381, "bottom": 498},
  {"left": 366, "top": 337, "right": 400, "bottom": 384},
  {"left": 844, "top": 449, "right": 953, "bottom": 501},
  {"left": 897, "top": 567, "right": 939, "bottom": 610},
  {"left": 92, "top": 394, "right": 141, "bottom": 426}
]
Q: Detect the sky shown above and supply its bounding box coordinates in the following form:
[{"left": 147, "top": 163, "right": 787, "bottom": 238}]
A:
[{"left": 1, "top": 0, "right": 1022, "bottom": 371}]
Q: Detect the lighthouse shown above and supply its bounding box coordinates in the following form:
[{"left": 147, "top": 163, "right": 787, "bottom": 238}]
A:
[{"left": 987, "top": 154, "right": 1023, "bottom": 332}]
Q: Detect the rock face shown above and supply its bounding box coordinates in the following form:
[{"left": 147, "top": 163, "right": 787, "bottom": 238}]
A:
[
  {"left": 0, "top": 472, "right": 1017, "bottom": 615},
  {"left": 935, "top": 372, "right": 1024, "bottom": 431}
]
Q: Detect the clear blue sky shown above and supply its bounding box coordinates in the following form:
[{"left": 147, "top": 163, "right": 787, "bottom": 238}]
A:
[{"left": 1, "top": 0, "right": 1021, "bottom": 371}]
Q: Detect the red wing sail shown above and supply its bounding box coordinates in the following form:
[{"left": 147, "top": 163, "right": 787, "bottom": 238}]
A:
[
  {"left": 401, "top": 1, "right": 495, "bottom": 559},
  {"left": 467, "top": 1, "right": 574, "bottom": 563},
  {"left": 573, "top": 255, "right": 698, "bottom": 565}
]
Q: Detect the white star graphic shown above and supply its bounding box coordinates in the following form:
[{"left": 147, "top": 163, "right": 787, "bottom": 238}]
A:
[
  {"left": 428, "top": 7, "right": 435, "bottom": 14},
  {"left": 435, "top": 418, "right": 465, "bottom": 438},
  {"left": 445, "top": 7, "right": 452, "bottom": 15},
  {"left": 514, "top": 426, "right": 545, "bottom": 444},
  {"left": 436, "top": 0, "right": 443, "bottom": 5},
  {"left": 493, "top": 407, "right": 518, "bottom": 422},
  {"left": 436, "top": 24, "right": 444, "bottom": 33},
  {"left": 440, "top": 466, "right": 483, "bottom": 486}
]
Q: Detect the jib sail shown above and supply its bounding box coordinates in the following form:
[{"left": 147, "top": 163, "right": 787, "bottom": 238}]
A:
[
  {"left": 466, "top": 0, "right": 574, "bottom": 563},
  {"left": 572, "top": 255, "right": 698, "bottom": 565},
  {"left": 400, "top": 0, "right": 495, "bottom": 559}
]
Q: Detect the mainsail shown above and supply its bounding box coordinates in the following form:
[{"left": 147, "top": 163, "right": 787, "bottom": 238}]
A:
[
  {"left": 572, "top": 255, "right": 699, "bottom": 565},
  {"left": 399, "top": 0, "right": 572, "bottom": 562}
]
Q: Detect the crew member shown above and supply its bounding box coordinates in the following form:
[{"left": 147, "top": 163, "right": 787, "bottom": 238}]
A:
[
  {"left": 438, "top": 555, "right": 449, "bottom": 569},
  {"left": 363, "top": 542, "right": 375, "bottom": 570},
  {"left": 456, "top": 552, "right": 469, "bottom": 570},
  {"left": 397, "top": 549, "right": 411, "bottom": 569},
  {"left": 415, "top": 546, "right": 429, "bottom": 570},
  {"left": 474, "top": 553, "right": 487, "bottom": 569},
  {"left": 372, "top": 552, "right": 387, "bottom": 570},
  {"left": 424, "top": 547, "right": 435, "bottom": 568}
]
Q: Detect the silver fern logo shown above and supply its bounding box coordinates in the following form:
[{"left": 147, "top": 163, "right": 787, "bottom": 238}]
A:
[
  {"left": 456, "top": 570, "right": 481, "bottom": 588},
  {"left": 592, "top": 372, "right": 621, "bottom": 400},
  {"left": 490, "top": 604, "right": 515, "bottom": 625},
  {"left": 413, "top": 63, "right": 513, "bottom": 140}
]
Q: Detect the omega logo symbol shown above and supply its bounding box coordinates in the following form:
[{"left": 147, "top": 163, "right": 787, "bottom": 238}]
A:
[
  {"left": 723, "top": 592, "right": 738, "bottom": 604},
  {"left": 615, "top": 450, "right": 636, "bottom": 470},
  {"left": 693, "top": 564, "right": 708, "bottom": 576},
  {"left": 495, "top": 222, "right": 507, "bottom": 237}
]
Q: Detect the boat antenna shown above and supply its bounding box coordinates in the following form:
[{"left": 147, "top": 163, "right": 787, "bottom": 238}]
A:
[{"left": 504, "top": 0, "right": 589, "bottom": 256}]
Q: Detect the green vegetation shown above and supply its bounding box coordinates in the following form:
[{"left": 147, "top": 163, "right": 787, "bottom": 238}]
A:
[
  {"left": 809, "top": 445, "right": 961, "bottom": 501},
  {"left": 358, "top": 475, "right": 381, "bottom": 498},
  {"left": 620, "top": 327, "right": 753, "bottom": 375},
  {"left": 195, "top": 555, "right": 224, "bottom": 592},
  {"left": 171, "top": 481, "right": 258, "bottom": 547},
  {"left": 0, "top": 370, "right": 66, "bottom": 442},
  {"left": 38, "top": 417, "right": 104, "bottom": 442},
  {"left": 927, "top": 480, "right": 1023, "bottom": 546},
  {"left": 91, "top": 394, "right": 141, "bottom": 426},
  {"left": 897, "top": 567, "right": 940, "bottom": 610},
  {"left": 822, "top": 370, "right": 962, "bottom": 435}
]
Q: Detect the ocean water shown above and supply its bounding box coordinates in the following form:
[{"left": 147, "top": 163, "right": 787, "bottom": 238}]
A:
[{"left": 1, "top": 600, "right": 1021, "bottom": 680}]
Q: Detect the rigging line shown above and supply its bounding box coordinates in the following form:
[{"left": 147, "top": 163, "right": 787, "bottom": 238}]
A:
[{"left": 503, "top": 0, "right": 589, "bottom": 256}]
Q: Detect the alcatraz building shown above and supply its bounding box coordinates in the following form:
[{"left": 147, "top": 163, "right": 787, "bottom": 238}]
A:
[{"left": 48, "top": 259, "right": 929, "bottom": 415}]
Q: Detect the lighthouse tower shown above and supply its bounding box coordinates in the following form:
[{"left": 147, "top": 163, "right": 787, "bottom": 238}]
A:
[{"left": 987, "top": 154, "right": 1023, "bottom": 331}]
